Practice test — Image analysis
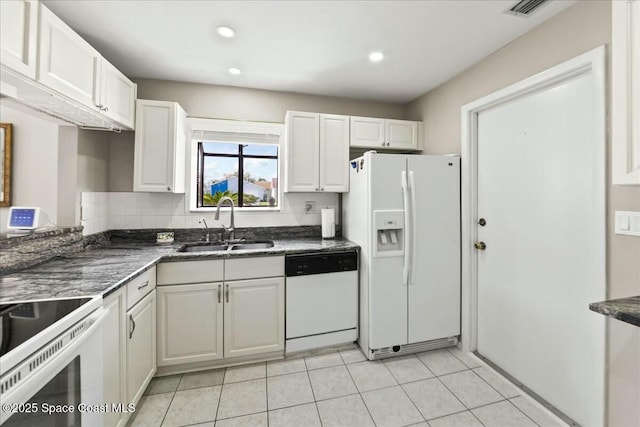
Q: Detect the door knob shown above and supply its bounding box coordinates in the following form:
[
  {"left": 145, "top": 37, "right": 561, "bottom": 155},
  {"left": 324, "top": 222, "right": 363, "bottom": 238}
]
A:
[{"left": 474, "top": 241, "right": 486, "bottom": 250}]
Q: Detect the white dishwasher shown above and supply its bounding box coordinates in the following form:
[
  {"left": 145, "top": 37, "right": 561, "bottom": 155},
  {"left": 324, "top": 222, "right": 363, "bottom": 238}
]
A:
[{"left": 285, "top": 251, "right": 358, "bottom": 353}]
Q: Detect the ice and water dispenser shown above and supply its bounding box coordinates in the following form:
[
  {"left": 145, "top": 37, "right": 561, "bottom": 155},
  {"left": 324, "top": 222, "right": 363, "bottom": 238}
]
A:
[{"left": 373, "top": 210, "right": 404, "bottom": 257}]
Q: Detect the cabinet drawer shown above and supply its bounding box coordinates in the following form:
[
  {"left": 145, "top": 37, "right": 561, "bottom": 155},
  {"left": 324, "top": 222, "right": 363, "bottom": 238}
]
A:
[
  {"left": 225, "top": 256, "right": 284, "bottom": 281},
  {"left": 126, "top": 266, "right": 156, "bottom": 310},
  {"left": 157, "top": 259, "right": 224, "bottom": 285}
]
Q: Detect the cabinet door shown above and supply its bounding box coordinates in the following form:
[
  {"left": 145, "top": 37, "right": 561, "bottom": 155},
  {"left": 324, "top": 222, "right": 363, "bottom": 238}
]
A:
[
  {"left": 612, "top": 0, "right": 640, "bottom": 184},
  {"left": 103, "top": 289, "right": 126, "bottom": 427},
  {"left": 134, "top": 100, "right": 183, "bottom": 192},
  {"left": 386, "top": 119, "right": 419, "bottom": 150},
  {"left": 350, "top": 116, "right": 385, "bottom": 148},
  {"left": 319, "top": 114, "right": 349, "bottom": 192},
  {"left": 157, "top": 283, "right": 224, "bottom": 366},
  {"left": 224, "top": 277, "right": 284, "bottom": 358},
  {"left": 38, "top": 4, "right": 101, "bottom": 109},
  {"left": 126, "top": 290, "right": 156, "bottom": 406},
  {"left": 285, "top": 111, "right": 320, "bottom": 192},
  {"left": 99, "top": 59, "right": 136, "bottom": 130},
  {"left": 0, "top": 0, "right": 38, "bottom": 78}
]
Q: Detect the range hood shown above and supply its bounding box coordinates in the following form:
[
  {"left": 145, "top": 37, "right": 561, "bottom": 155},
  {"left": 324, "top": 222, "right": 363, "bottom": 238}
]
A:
[{"left": 0, "top": 66, "right": 122, "bottom": 131}]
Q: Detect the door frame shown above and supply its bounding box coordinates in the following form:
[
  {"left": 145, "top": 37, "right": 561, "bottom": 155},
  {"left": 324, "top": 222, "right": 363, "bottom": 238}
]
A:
[{"left": 459, "top": 46, "right": 606, "bottom": 353}]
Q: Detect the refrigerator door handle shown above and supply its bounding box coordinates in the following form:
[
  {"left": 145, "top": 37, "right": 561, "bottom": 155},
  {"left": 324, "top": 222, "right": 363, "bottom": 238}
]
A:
[
  {"left": 409, "top": 171, "right": 417, "bottom": 285},
  {"left": 402, "top": 171, "right": 410, "bottom": 286}
]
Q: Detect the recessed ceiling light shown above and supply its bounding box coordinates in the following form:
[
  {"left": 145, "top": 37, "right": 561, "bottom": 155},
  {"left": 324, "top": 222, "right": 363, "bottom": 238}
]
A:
[
  {"left": 369, "top": 51, "right": 385, "bottom": 63},
  {"left": 217, "top": 26, "right": 235, "bottom": 38},
  {"left": 228, "top": 67, "right": 242, "bottom": 75}
]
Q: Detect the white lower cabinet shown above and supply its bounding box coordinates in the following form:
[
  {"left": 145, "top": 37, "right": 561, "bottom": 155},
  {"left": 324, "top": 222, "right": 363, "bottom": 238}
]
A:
[
  {"left": 156, "top": 256, "right": 285, "bottom": 368},
  {"left": 157, "top": 282, "right": 224, "bottom": 366},
  {"left": 102, "top": 288, "right": 126, "bottom": 427},
  {"left": 224, "top": 277, "right": 285, "bottom": 358},
  {"left": 126, "top": 290, "right": 156, "bottom": 407}
]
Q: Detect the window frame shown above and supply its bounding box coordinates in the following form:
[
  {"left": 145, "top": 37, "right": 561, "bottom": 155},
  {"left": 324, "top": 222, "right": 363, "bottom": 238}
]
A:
[
  {"left": 197, "top": 141, "right": 279, "bottom": 208},
  {"left": 187, "top": 118, "right": 284, "bottom": 213}
]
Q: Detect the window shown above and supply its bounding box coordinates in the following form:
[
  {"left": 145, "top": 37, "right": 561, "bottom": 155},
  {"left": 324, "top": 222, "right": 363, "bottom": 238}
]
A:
[
  {"left": 197, "top": 141, "right": 279, "bottom": 208},
  {"left": 188, "top": 118, "right": 284, "bottom": 211}
]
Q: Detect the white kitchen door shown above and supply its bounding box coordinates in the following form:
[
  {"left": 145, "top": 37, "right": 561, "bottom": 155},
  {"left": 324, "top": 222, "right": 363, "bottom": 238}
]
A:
[{"left": 474, "top": 49, "right": 605, "bottom": 426}]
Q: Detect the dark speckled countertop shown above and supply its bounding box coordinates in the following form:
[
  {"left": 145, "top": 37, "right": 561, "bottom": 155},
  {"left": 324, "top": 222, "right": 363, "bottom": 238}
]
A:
[
  {"left": 0, "top": 238, "right": 359, "bottom": 303},
  {"left": 589, "top": 296, "right": 640, "bottom": 327}
]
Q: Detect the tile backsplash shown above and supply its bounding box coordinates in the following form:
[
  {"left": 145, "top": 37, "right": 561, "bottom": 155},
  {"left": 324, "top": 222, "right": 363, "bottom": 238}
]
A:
[{"left": 80, "top": 191, "right": 339, "bottom": 236}]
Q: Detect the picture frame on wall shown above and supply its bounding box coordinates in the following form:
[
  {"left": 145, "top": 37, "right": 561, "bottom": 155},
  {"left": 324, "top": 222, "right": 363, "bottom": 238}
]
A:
[{"left": 1, "top": 123, "right": 12, "bottom": 207}]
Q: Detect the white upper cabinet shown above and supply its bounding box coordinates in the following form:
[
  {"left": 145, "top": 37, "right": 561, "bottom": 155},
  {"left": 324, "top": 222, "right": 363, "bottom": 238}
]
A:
[
  {"left": 386, "top": 119, "right": 419, "bottom": 150},
  {"left": 285, "top": 111, "right": 320, "bottom": 192},
  {"left": 320, "top": 114, "right": 350, "bottom": 192},
  {"left": 98, "top": 59, "right": 136, "bottom": 129},
  {"left": 134, "top": 100, "right": 187, "bottom": 193},
  {"left": 1, "top": 2, "right": 135, "bottom": 130},
  {"left": 612, "top": 0, "right": 640, "bottom": 185},
  {"left": 285, "top": 111, "right": 349, "bottom": 192},
  {"left": 0, "top": 0, "right": 38, "bottom": 79},
  {"left": 350, "top": 116, "right": 385, "bottom": 148},
  {"left": 38, "top": 3, "right": 101, "bottom": 109},
  {"left": 350, "top": 116, "right": 421, "bottom": 151}
]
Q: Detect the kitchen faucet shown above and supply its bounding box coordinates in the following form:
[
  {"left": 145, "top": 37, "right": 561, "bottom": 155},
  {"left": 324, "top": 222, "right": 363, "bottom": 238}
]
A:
[{"left": 215, "top": 196, "right": 236, "bottom": 241}]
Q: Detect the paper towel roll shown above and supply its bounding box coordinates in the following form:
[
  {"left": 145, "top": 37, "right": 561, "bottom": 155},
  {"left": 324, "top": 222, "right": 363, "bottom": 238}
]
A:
[{"left": 321, "top": 208, "right": 335, "bottom": 239}]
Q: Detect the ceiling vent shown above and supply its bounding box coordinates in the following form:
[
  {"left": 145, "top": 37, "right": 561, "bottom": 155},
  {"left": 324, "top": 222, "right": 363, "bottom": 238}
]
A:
[{"left": 505, "top": 0, "right": 550, "bottom": 17}]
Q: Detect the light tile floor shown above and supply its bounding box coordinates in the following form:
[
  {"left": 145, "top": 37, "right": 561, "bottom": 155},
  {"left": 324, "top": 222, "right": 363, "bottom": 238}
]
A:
[{"left": 128, "top": 347, "right": 566, "bottom": 427}]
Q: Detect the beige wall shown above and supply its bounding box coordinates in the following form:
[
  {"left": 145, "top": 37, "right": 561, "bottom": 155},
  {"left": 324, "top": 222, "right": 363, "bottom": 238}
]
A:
[
  {"left": 0, "top": 103, "right": 60, "bottom": 232},
  {"left": 135, "top": 78, "right": 406, "bottom": 123},
  {"left": 407, "top": 1, "right": 639, "bottom": 426}
]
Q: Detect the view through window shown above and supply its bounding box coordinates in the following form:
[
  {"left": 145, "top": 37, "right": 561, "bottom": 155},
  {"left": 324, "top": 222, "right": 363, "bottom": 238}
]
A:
[{"left": 197, "top": 141, "right": 279, "bottom": 208}]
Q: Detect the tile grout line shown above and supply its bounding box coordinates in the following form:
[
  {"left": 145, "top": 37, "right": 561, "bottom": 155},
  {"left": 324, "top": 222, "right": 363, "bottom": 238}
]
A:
[
  {"left": 158, "top": 383, "right": 179, "bottom": 427},
  {"left": 340, "top": 352, "right": 380, "bottom": 426},
  {"left": 446, "top": 343, "right": 543, "bottom": 424},
  {"left": 264, "top": 363, "right": 270, "bottom": 427},
  {"left": 303, "top": 354, "right": 324, "bottom": 427}
]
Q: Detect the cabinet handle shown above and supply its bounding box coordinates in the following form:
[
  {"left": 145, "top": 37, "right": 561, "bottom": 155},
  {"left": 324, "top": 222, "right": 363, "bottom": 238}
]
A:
[
  {"left": 320, "top": 188, "right": 324, "bottom": 191},
  {"left": 167, "top": 186, "right": 171, "bottom": 191},
  {"left": 95, "top": 104, "right": 104, "bottom": 109},
  {"left": 129, "top": 315, "right": 136, "bottom": 339},
  {"left": 217, "top": 284, "right": 221, "bottom": 303},
  {"left": 225, "top": 284, "right": 229, "bottom": 303},
  {"left": 103, "top": 106, "right": 109, "bottom": 112},
  {"left": 137, "top": 280, "right": 149, "bottom": 290}
]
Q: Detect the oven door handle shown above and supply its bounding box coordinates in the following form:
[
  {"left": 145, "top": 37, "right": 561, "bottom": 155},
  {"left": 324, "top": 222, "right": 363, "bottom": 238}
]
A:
[{"left": 0, "top": 308, "right": 108, "bottom": 424}]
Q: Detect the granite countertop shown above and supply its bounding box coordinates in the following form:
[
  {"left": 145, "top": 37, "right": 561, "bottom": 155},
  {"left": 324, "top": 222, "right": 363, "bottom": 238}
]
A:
[
  {"left": 589, "top": 296, "right": 640, "bottom": 327},
  {"left": 0, "top": 238, "right": 359, "bottom": 304}
]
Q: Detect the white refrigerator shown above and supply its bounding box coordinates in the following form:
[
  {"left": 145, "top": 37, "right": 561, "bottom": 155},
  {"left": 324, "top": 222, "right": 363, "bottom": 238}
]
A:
[{"left": 343, "top": 152, "right": 460, "bottom": 359}]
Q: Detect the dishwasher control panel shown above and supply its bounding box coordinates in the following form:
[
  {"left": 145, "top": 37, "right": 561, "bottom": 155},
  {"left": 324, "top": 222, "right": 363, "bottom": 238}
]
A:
[{"left": 285, "top": 251, "right": 358, "bottom": 276}]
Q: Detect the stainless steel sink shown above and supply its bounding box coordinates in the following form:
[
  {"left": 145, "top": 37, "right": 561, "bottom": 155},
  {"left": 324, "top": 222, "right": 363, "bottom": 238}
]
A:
[
  {"left": 177, "top": 243, "right": 229, "bottom": 252},
  {"left": 229, "top": 241, "right": 275, "bottom": 250},
  {"left": 177, "top": 240, "right": 274, "bottom": 252}
]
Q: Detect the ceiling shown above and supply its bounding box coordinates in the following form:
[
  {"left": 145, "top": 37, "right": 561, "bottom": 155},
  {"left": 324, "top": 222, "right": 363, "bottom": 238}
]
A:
[{"left": 42, "top": 0, "right": 576, "bottom": 103}]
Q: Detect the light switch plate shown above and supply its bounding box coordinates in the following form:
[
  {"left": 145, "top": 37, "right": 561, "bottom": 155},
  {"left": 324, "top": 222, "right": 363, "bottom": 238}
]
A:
[{"left": 614, "top": 211, "right": 640, "bottom": 236}]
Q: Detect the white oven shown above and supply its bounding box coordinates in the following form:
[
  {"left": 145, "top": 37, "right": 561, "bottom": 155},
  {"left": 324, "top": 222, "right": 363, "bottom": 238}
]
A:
[{"left": 0, "top": 297, "right": 107, "bottom": 426}]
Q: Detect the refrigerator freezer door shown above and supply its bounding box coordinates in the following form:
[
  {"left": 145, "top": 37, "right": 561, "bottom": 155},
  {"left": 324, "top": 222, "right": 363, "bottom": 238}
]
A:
[
  {"left": 368, "top": 154, "right": 409, "bottom": 349},
  {"left": 407, "top": 155, "right": 461, "bottom": 343}
]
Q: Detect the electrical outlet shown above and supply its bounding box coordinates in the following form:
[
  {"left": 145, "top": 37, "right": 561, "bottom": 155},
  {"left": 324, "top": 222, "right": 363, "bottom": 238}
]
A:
[{"left": 304, "top": 201, "right": 316, "bottom": 214}]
